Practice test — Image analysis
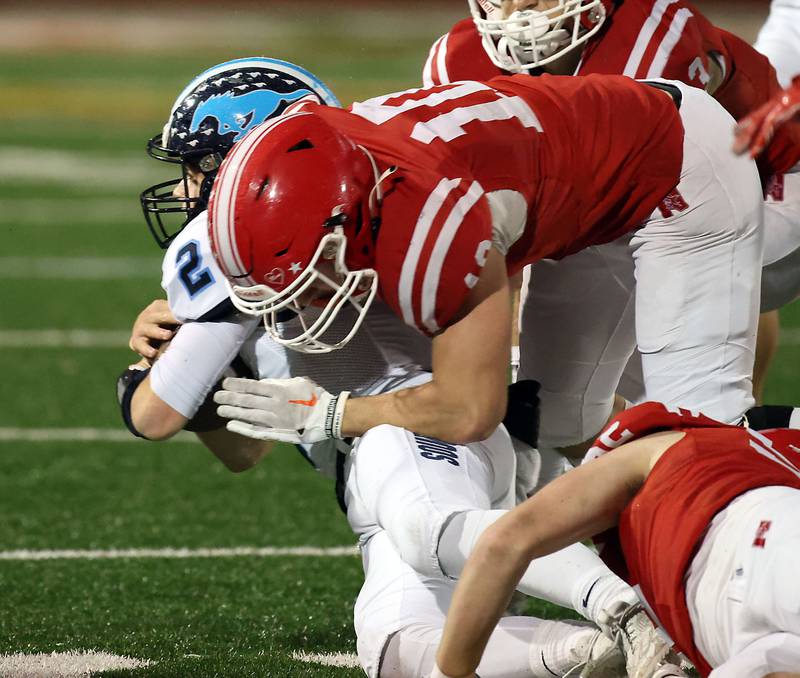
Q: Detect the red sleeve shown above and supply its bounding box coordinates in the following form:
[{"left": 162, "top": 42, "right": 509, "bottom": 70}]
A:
[
  {"left": 422, "top": 18, "right": 504, "bottom": 87},
  {"left": 713, "top": 29, "right": 800, "bottom": 177},
  {"left": 578, "top": 0, "right": 722, "bottom": 86},
  {"left": 585, "top": 401, "right": 731, "bottom": 462},
  {"left": 375, "top": 174, "right": 493, "bottom": 336}
]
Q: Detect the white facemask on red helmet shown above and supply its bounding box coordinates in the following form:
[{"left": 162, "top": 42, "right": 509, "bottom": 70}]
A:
[
  {"left": 468, "top": 0, "right": 607, "bottom": 72},
  {"left": 208, "top": 111, "right": 388, "bottom": 353}
]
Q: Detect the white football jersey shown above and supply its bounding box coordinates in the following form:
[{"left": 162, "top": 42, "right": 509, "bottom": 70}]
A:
[{"left": 162, "top": 212, "right": 230, "bottom": 323}]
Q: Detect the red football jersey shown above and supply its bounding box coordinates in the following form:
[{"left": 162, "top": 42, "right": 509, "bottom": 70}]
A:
[
  {"left": 308, "top": 75, "right": 682, "bottom": 335},
  {"left": 590, "top": 402, "right": 800, "bottom": 676},
  {"left": 425, "top": 1, "right": 800, "bottom": 177}
]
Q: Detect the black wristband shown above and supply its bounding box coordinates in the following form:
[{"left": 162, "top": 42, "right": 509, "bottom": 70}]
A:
[
  {"left": 116, "top": 366, "right": 151, "bottom": 439},
  {"left": 503, "top": 379, "right": 541, "bottom": 448},
  {"left": 745, "top": 404, "right": 795, "bottom": 431}
]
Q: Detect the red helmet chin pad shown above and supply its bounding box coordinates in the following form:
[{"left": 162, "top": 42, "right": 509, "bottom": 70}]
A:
[{"left": 209, "top": 111, "right": 377, "bottom": 292}]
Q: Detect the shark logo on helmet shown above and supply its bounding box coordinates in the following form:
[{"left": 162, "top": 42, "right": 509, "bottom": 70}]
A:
[{"left": 189, "top": 89, "right": 313, "bottom": 143}]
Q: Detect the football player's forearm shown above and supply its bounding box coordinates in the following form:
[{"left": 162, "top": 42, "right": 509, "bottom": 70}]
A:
[
  {"left": 436, "top": 520, "right": 531, "bottom": 677},
  {"left": 437, "top": 451, "right": 645, "bottom": 675},
  {"left": 130, "top": 377, "right": 189, "bottom": 440},
  {"left": 341, "top": 379, "right": 504, "bottom": 444},
  {"left": 195, "top": 428, "right": 272, "bottom": 472}
]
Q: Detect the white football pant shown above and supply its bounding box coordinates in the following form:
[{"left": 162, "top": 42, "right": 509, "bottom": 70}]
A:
[
  {"left": 686, "top": 486, "right": 800, "bottom": 676},
  {"left": 355, "top": 530, "right": 602, "bottom": 678},
  {"left": 520, "top": 81, "right": 763, "bottom": 448},
  {"left": 344, "top": 422, "right": 641, "bottom": 673}
]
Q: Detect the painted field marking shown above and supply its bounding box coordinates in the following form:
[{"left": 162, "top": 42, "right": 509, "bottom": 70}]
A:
[
  {"left": 4, "top": 327, "right": 800, "bottom": 349},
  {"left": 0, "top": 650, "right": 152, "bottom": 677},
  {"left": 0, "top": 257, "right": 159, "bottom": 279},
  {"left": 292, "top": 650, "right": 361, "bottom": 669},
  {"left": 0, "top": 198, "right": 139, "bottom": 225},
  {"left": 0, "top": 546, "right": 359, "bottom": 561},
  {"left": 0, "top": 147, "right": 160, "bottom": 187},
  {"left": 0, "top": 329, "right": 130, "bottom": 348},
  {"left": 0, "top": 428, "right": 196, "bottom": 443}
]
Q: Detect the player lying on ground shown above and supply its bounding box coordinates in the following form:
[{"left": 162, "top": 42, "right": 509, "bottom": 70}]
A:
[
  {"left": 121, "top": 59, "right": 662, "bottom": 677},
  {"left": 433, "top": 401, "right": 800, "bottom": 678},
  {"left": 425, "top": 0, "right": 800, "bottom": 406},
  {"left": 210, "top": 74, "right": 763, "bottom": 464}
]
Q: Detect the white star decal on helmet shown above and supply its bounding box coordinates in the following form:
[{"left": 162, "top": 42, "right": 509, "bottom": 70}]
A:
[{"left": 289, "top": 262, "right": 303, "bottom": 275}]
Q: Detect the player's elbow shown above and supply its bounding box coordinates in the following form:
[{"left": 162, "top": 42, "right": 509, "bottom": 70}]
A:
[
  {"left": 134, "top": 416, "right": 184, "bottom": 441},
  {"left": 196, "top": 429, "right": 272, "bottom": 472},
  {"left": 130, "top": 390, "right": 188, "bottom": 441},
  {"left": 456, "top": 395, "right": 506, "bottom": 443}
]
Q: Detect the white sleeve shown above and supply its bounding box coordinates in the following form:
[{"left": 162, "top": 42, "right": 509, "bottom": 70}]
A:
[
  {"left": 149, "top": 315, "right": 258, "bottom": 418},
  {"left": 161, "top": 211, "right": 232, "bottom": 323}
]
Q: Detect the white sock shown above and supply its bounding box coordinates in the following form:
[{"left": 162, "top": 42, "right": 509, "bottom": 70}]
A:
[
  {"left": 381, "top": 618, "right": 545, "bottom": 678},
  {"left": 437, "top": 509, "right": 505, "bottom": 579}
]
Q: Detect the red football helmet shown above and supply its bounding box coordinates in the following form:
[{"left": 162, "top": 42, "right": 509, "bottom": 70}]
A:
[
  {"left": 208, "top": 110, "right": 384, "bottom": 353},
  {"left": 468, "top": 0, "right": 607, "bottom": 72}
]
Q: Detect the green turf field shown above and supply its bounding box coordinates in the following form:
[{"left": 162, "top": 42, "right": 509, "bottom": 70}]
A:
[{"left": 0, "top": 2, "right": 796, "bottom": 676}]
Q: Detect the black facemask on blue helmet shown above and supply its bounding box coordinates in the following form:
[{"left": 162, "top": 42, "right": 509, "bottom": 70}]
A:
[{"left": 140, "top": 57, "right": 340, "bottom": 249}]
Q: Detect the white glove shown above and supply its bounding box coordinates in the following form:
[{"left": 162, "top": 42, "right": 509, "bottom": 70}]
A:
[{"left": 214, "top": 376, "right": 350, "bottom": 444}]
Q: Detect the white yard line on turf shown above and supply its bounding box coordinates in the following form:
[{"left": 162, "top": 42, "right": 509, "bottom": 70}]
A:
[
  {"left": 0, "top": 546, "right": 358, "bottom": 561},
  {"left": 0, "top": 329, "right": 130, "bottom": 348},
  {"left": 292, "top": 650, "right": 361, "bottom": 669},
  {"left": 0, "top": 147, "right": 159, "bottom": 187},
  {"left": 4, "top": 327, "right": 800, "bottom": 348},
  {"left": 0, "top": 198, "right": 138, "bottom": 225},
  {"left": 0, "top": 257, "right": 159, "bottom": 279},
  {"left": 0, "top": 428, "right": 196, "bottom": 443},
  {"left": 0, "top": 651, "right": 152, "bottom": 678}
]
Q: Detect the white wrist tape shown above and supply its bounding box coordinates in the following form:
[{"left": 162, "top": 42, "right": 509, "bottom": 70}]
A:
[{"left": 325, "top": 391, "right": 350, "bottom": 439}]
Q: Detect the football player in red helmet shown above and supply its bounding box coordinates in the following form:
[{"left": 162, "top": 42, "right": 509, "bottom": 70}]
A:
[
  {"left": 425, "top": 0, "right": 800, "bottom": 407},
  {"left": 210, "top": 75, "right": 762, "bottom": 456},
  {"left": 434, "top": 402, "right": 800, "bottom": 678}
]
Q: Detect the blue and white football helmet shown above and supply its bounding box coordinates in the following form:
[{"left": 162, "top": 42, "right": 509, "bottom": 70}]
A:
[{"left": 140, "top": 57, "right": 339, "bottom": 248}]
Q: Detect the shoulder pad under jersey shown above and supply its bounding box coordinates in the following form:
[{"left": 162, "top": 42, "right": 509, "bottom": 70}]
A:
[
  {"left": 161, "top": 211, "right": 233, "bottom": 323},
  {"left": 583, "top": 401, "right": 732, "bottom": 464}
]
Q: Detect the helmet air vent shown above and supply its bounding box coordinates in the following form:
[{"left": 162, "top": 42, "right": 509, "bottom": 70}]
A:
[{"left": 286, "top": 139, "right": 314, "bottom": 153}]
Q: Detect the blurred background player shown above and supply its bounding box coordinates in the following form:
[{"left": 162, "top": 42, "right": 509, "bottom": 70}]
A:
[
  {"left": 754, "top": 0, "right": 800, "bottom": 88},
  {"left": 434, "top": 401, "right": 800, "bottom": 678},
  {"left": 121, "top": 58, "right": 654, "bottom": 678}
]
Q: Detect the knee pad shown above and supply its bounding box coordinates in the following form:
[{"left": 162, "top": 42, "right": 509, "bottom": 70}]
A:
[
  {"left": 379, "top": 625, "right": 441, "bottom": 678},
  {"left": 385, "top": 501, "right": 444, "bottom": 578}
]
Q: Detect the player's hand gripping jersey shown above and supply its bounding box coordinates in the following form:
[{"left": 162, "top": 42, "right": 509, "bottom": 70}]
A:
[
  {"left": 306, "top": 74, "right": 683, "bottom": 335},
  {"left": 425, "top": 1, "right": 800, "bottom": 180},
  {"left": 587, "top": 402, "right": 800, "bottom": 675}
]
